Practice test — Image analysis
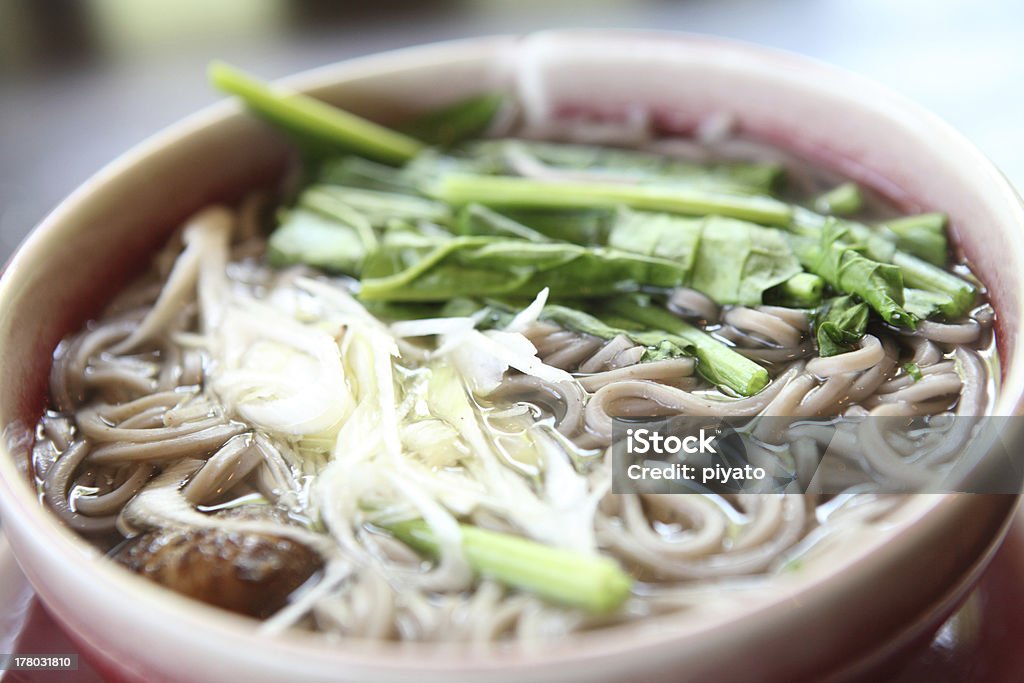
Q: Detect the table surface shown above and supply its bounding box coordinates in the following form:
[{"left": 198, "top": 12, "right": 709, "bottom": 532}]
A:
[{"left": 2, "top": 0, "right": 1023, "bottom": 261}]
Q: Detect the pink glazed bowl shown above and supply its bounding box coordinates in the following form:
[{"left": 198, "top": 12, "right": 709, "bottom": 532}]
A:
[{"left": 0, "top": 31, "right": 1021, "bottom": 683}]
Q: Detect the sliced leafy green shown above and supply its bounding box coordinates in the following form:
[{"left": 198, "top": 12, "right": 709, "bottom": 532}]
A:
[
  {"left": 228, "top": 73, "right": 978, "bottom": 340},
  {"left": 429, "top": 174, "right": 793, "bottom": 226},
  {"left": 357, "top": 237, "right": 687, "bottom": 301},
  {"left": 539, "top": 305, "right": 640, "bottom": 340},
  {"left": 317, "top": 156, "right": 418, "bottom": 193},
  {"left": 813, "top": 296, "right": 869, "bottom": 357},
  {"left": 765, "top": 272, "right": 824, "bottom": 308},
  {"left": 606, "top": 297, "right": 770, "bottom": 396},
  {"left": 385, "top": 519, "right": 632, "bottom": 613},
  {"left": 607, "top": 209, "right": 702, "bottom": 273},
  {"left": 504, "top": 209, "right": 616, "bottom": 246},
  {"left": 454, "top": 204, "right": 800, "bottom": 309},
  {"left": 791, "top": 208, "right": 974, "bottom": 318},
  {"left": 902, "top": 288, "right": 955, "bottom": 319},
  {"left": 300, "top": 185, "right": 451, "bottom": 228},
  {"left": 359, "top": 226, "right": 449, "bottom": 280},
  {"left": 469, "top": 140, "right": 783, "bottom": 194},
  {"left": 789, "top": 220, "right": 914, "bottom": 327},
  {"left": 894, "top": 252, "right": 975, "bottom": 317},
  {"left": 536, "top": 303, "right": 767, "bottom": 395},
  {"left": 539, "top": 305, "right": 692, "bottom": 364},
  {"left": 208, "top": 62, "right": 423, "bottom": 164},
  {"left": 455, "top": 204, "right": 551, "bottom": 242},
  {"left": 404, "top": 93, "right": 507, "bottom": 147},
  {"left": 401, "top": 148, "right": 498, "bottom": 186},
  {"left": 903, "top": 362, "right": 924, "bottom": 382},
  {"left": 362, "top": 300, "right": 446, "bottom": 321},
  {"left": 688, "top": 217, "right": 802, "bottom": 306},
  {"left": 814, "top": 182, "right": 863, "bottom": 216},
  {"left": 268, "top": 208, "right": 374, "bottom": 275},
  {"left": 883, "top": 213, "right": 949, "bottom": 267}
]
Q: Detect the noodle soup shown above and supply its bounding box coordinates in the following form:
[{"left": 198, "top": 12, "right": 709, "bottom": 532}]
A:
[{"left": 29, "top": 60, "right": 1000, "bottom": 644}]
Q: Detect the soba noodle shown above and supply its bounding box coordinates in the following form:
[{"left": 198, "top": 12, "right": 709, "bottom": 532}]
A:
[{"left": 30, "top": 74, "right": 997, "bottom": 643}]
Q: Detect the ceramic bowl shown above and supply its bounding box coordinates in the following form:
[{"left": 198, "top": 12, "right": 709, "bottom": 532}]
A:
[{"left": 0, "top": 31, "right": 1020, "bottom": 683}]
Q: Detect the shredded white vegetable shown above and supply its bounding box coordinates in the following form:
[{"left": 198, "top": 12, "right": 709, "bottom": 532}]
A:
[
  {"left": 506, "top": 287, "right": 550, "bottom": 333},
  {"left": 187, "top": 261, "right": 600, "bottom": 614}
]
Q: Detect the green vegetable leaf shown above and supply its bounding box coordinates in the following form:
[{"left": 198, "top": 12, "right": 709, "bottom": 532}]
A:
[
  {"left": 300, "top": 185, "right": 451, "bottom": 228},
  {"left": 358, "top": 238, "right": 688, "bottom": 302},
  {"left": 765, "top": 272, "right": 824, "bottom": 308},
  {"left": 813, "top": 295, "right": 869, "bottom": 357},
  {"left": 882, "top": 213, "right": 949, "bottom": 267},
  {"left": 540, "top": 303, "right": 769, "bottom": 395},
  {"left": 208, "top": 61, "right": 423, "bottom": 164},
  {"left": 608, "top": 209, "right": 702, "bottom": 274},
  {"left": 268, "top": 208, "right": 374, "bottom": 275},
  {"left": 903, "top": 362, "right": 924, "bottom": 381},
  {"left": 455, "top": 204, "right": 552, "bottom": 242},
  {"left": 429, "top": 174, "right": 794, "bottom": 226},
  {"left": 792, "top": 208, "right": 973, "bottom": 319},
  {"left": 903, "top": 288, "right": 955, "bottom": 320},
  {"left": 792, "top": 220, "right": 914, "bottom": 327},
  {"left": 317, "top": 156, "right": 418, "bottom": 193},
  {"left": 385, "top": 519, "right": 633, "bottom": 613},
  {"left": 404, "top": 93, "right": 507, "bottom": 147},
  {"left": 814, "top": 182, "right": 863, "bottom": 216},
  {"left": 688, "top": 217, "right": 803, "bottom": 306},
  {"left": 894, "top": 252, "right": 975, "bottom": 318},
  {"left": 606, "top": 297, "right": 770, "bottom": 396},
  {"left": 607, "top": 211, "right": 802, "bottom": 306},
  {"left": 539, "top": 305, "right": 692, "bottom": 363},
  {"left": 360, "top": 227, "right": 452, "bottom": 280},
  {"left": 539, "top": 305, "right": 638, "bottom": 340},
  {"left": 468, "top": 140, "right": 783, "bottom": 194},
  {"left": 503, "top": 209, "right": 616, "bottom": 246}
]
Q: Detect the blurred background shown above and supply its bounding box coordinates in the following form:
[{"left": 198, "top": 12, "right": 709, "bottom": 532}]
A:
[{"left": 2, "top": 0, "right": 1023, "bottom": 261}]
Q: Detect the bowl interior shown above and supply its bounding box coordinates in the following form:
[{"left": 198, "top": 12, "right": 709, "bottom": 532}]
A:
[{"left": 0, "top": 31, "right": 1021, "bottom": 683}]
